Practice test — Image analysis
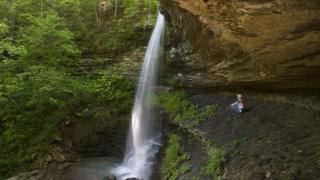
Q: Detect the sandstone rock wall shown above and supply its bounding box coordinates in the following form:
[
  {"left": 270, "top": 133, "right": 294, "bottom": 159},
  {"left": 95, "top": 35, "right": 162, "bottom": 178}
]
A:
[{"left": 160, "top": 0, "right": 320, "bottom": 90}]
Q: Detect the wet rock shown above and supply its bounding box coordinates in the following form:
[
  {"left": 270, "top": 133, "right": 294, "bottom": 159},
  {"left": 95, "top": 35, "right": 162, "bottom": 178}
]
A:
[
  {"left": 64, "top": 139, "right": 73, "bottom": 149},
  {"left": 64, "top": 119, "right": 72, "bottom": 126},
  {"left": 39, "top": 144, "right": 79, "bottom": 167},
  {"left": 155, "top": 86, "right": 172, "bottom": 93},
  {"left": 58, "top": 162, "right": 73, "bottom": 170},
  {"left": 53, "top": 135, "right": 62, "bottom": 142},
  {"left": 44, "top": 155, "right": 53, "bottom": 164},
  {"left": 7, "top": 170, "right": 40, "bottom": 180},
  {"left": 124, "top": 178, "right": 142, "bottom": 180},
  {"left": 266, "top": 171, "right": 272, "bottom": 178},
  {"left": 103, "top": 174, "right": 117, "bottom": 180},
  {"left": 53, "top": 152, "right": 67, "bottom": 163},
  {"left": 31, "top": 153, "right": 37, "bottom": 161}
]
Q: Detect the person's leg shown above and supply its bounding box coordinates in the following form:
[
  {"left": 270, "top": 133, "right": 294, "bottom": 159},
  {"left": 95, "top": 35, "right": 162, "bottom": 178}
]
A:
[
  {"left": 232, "top": 105, "right": 241, "bottom": 113},
  {"left": 242, "top": 108, "right": 247, "bottom": 112}
]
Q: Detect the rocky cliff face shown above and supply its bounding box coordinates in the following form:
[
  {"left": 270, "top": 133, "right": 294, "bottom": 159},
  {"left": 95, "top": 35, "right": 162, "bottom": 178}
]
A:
[{"left": 160, "top": 0, "right": 320, "bottom": 90}]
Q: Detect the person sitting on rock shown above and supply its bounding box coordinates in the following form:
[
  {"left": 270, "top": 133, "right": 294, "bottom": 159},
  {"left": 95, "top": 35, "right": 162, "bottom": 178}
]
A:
[{"left": 230, "top": 94, "right": 246, "bottom": 113}]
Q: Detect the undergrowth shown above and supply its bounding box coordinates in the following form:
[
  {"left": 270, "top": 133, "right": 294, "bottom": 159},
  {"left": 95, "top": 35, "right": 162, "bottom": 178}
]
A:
[
  {"left": 161, "top": 134, "right": 190, "bottom": 180},
  {"left": 201, "top": 147, "right": 226, "bottom": 178},
  {"left": 153, "top": 90, "right": 217, "bottom": 128}
]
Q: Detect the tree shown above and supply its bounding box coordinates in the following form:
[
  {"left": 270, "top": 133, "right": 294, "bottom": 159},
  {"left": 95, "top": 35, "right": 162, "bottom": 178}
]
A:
[
  {"left": 0, "top": 22, "right": 26, "bottom": 62},
  {"left": 18, "top": 11, "right": 79, "bottom": 65}
]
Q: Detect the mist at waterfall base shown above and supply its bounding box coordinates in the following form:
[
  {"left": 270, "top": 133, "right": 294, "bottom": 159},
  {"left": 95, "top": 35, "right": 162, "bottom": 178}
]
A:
[{"left": 112, "top": 13, "right": 165, "bottom": 180}]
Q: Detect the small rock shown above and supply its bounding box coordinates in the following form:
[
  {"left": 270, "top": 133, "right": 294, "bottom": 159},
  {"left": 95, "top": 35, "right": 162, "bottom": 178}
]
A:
[
  {"left": 64, "top": 120, "right": 72, "bottom": 126},
  {"left": 266, "top": 171, "right": 272, "bottom": 178},
  {"left": 45, "top": 155, "right": 53, "bottom": 163},
  {"left": 7, "top": 170, "right": 40, "bottom": 180},
  {"left": 7, "top": 176, "right": 19, "bottom": 180},
  {"left": 58, "top": 162, "right": 73, "bottom": 170},
  {"left": 103, "top": 174, "right": 117, "bottom": 180},
  {"left": 31, "top": 153, "right": 37, "bottom": 160},
  {"left": 54, "top": 146, "right": 64, "bottom": 153},
  {"left": 65, "top": 139, "right": 73, "bottom": 149},
  {"left": 53, "top": 136, "right": 62, "bottom": 142},
  {"left": 55, "top": 153, "right": 67, "bottom": 163},
  {"left": 125, "top": 178, "right": 141, "bottom": 180}
]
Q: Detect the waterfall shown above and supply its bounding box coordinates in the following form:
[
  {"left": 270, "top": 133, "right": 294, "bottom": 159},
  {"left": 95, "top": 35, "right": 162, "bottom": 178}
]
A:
[{"left": 113, "top": 12, "right": 165, "bottom": 180}]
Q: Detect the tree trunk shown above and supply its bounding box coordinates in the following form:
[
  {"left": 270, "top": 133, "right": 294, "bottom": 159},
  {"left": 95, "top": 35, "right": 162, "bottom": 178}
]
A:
[{"left": 114, "top": 0, "right": 118, "bottom": 17}]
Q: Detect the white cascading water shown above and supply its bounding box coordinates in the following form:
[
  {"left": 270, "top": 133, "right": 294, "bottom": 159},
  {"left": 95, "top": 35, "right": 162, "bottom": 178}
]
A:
[{"left": 113, "top": 12, "right": 165, "bottom": 180}]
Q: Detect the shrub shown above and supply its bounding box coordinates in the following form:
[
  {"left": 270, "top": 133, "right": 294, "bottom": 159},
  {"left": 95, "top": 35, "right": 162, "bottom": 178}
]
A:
[
  {"left": 180, "top": 164, "right": 192, "bottom": 174},
  {"left": 167, "top": 78, "right": 183, "bottom": 89},
  {"left": 201, "top": 147, "right": 226, "bottom": 177},
  {"left": 19, "top": 12, "right": 80, "bottom": 65},
  {"left": 154, "top": 91, "right": 217, "bottom": 128},
  {"left": 162, "top": 135, "right": 190, "bottom": 180}
]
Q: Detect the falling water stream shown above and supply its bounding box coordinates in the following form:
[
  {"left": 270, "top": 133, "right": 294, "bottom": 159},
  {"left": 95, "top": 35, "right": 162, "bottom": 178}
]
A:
[{"left": 113, "top": 12, "right": 165, "bottom": 180}]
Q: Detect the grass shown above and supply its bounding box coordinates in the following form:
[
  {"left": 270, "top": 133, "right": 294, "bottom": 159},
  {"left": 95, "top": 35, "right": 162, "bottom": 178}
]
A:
[{"left": 161, "top": 134, "right": 190, "bottom": 180}]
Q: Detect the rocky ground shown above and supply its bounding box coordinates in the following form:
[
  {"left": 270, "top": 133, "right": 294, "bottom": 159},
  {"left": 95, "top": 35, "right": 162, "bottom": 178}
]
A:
[{"left": 167, "top": 91, "right": 320, "bottom": 180}]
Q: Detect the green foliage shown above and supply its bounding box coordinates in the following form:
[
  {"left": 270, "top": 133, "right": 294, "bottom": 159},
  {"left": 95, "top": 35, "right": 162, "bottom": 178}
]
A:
[
  {"left": 154, "top": 91, "right": 188, "bottom": 119},
  {"left": 123, "top": 0, "right": 158, "bottom": 20},
  {"left": 76, "top": 0, "right": 159, "bottom": 54},
  {"left": 0, "top": 66, "right": 133, "bottom": 178},
  {"left": 167, "top": 78, "right": 184, "bottom": 89},
  {"left": 19, "top": 11, "right": 79, "bottom": 64},
  {"left": 0, "top": 22, "right": 26, "bottom": 62},
  {"left": 84, "top": 70, "right": 134, "bottom": 113},
  {"left": 201, "top": 147, "right": 226, "bottom": 177},
  {"left": 0, "top": 0, "right": 159, "bottom": 178},
  {"left": 192, "top": 176, "right": 201, "bottom": 180},
  {"left": 154, "top": 91, "right": 217, "bottom": 128},
  {"left": 180, "top": 164, "right": 192, "bottom": 174},
  {"left": 198, "top": 105, "right": 217, "bottom": 121},
  {"left": 162, "top": 135, "right": 190, "bottom": 180},
  {"left": 175, "top": 104, "right": 198, "bottom": 125}
]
